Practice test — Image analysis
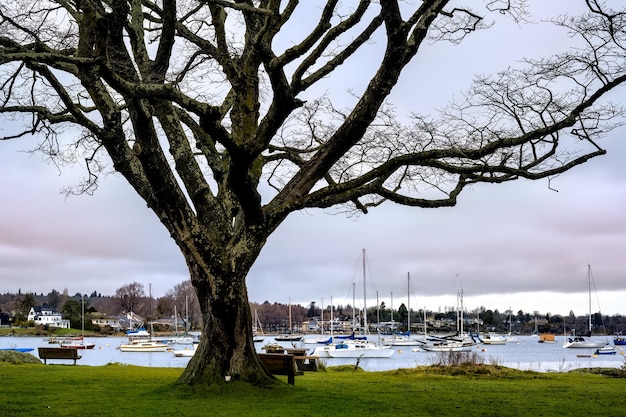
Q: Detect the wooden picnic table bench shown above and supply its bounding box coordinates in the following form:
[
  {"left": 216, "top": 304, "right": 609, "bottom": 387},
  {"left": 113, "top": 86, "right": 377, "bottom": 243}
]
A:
[
  {"left": 284, "top": 348, "right": 319, "bottom": 372},
  {"left": 258, "top": 353, "right": 303, "bottom": 385},
  {"left": 38, "top": 347, "right": 82, "bottom": 365}
]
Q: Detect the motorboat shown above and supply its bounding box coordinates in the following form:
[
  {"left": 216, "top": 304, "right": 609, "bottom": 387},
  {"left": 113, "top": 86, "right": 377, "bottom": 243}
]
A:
[{"left": 481, "top": 333, "right": 507, "bottom": 345}]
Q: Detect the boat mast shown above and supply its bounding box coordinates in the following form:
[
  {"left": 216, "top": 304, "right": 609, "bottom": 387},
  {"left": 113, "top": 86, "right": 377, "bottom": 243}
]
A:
[
  {"left": 352, "top": 283, "right": 356, "bottom": 333},
  {"left": 390, "top": 291, "right": 394, "bottom": 330},
  {"left": 288, "top": 298, "right": 292, "bottom": 334},
  {"left": 362, "top": 248, "right": 367, "bottom": 335},
  {"left": 174, "top": 304, "right": 178, "bottom": 336},
  {"left": 407, "top": 272, "right": 410, "bottom": 335},
  {"left": 330, "top": 296, "right": 334, "bottom": 337},
  {"left": 321, "top": 298, "right": 324, "bottom": 335},
  {"left": 587, "top": 264, "right": 591, "bottom": 336},
  {"left": 81, "top": 294, "right": 85, "bottom": 338}
]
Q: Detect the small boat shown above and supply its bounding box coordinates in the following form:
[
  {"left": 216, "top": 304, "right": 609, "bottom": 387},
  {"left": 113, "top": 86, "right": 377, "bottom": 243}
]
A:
[
  {"left": 563, "top": 265, "right": 609, "bottom": 349},
  {"left": 421, "top": 340, "right": 475, "bottom": 352},
  {"left": 334, "top": 332, "right": 367, "bottom": 341},
  {"left": 60, "top": 296, "right": 95, "bottom": 349},
  {"left": 59, "top": 336, "right": 96, "bottom": 350},
  {"left": 381, "top": 273, "right": 424, "bottom": 347},
  {"left": 172, "top": 343, "right": 198, "bottom": 357},
  {"left": 381, "top": 333, "right": 424, "bottom": 347},
  {"left": 119, "top": 340, "right": 169, "bottom": 352},
  {"left": 505, "top": 309, "right": 520, "bottom": 343},
  {"left": 481, "top": 332, "right": 507, "bottom": 345},
  {"left": 273, "top": 299, "right": 303, "bottom": 342},
  {"left": 594, "top": 346, "right": 617, "bottom": 355},
  {"left": 303, "top": 336, "right": 333, "bottom": 345},
  {"left": 538, "top": 333, "right": 555, "bottom": 343},
  {"left": 613, "top": 336, "right": 626, "bottom": 346},
  {"left": 313, "top": 340, "right": 394, "bottom": 358},
  {"left": 120, "top": 321, "right": 169, "bottom": 352},
  {"left": 274, "top": 334, "right": 303, "bottom": 342},
  {"left": 563, "top": 334, "right": 607, "bottom": 349},
  {"left": 0, "top": 347, "right": 34, "bottom": 353}
]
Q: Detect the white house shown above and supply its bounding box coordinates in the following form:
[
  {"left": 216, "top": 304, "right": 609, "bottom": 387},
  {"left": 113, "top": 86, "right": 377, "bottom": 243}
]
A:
[
  {"left": 28, "top": 306, "right": 70, "bottom": 329},
  {"left": 90, "top": 314, "right": 121, "bottom": 331}
]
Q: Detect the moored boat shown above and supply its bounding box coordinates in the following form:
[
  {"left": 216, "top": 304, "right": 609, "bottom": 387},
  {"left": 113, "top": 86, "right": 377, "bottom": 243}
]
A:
[
  {"left": 312, "top": 340, "right": 394, "bottom": 358},
  {"left": 59, "top": 336, "right": 96, "bottom": 350},
  {"left": 421, "top": 339, "right": 475, "bottom": 352},
  {"left": 481, "top": 332, "right": 507, "bottom": 345},
  {"left": 172, "top": 343, "right": 198, "bottom": 357},
  {"left": 613, "top": 336, "right": 626, "bottom": 346},
  {"left": 563, "top": 265, "right": 609, "bottom": 349},
  {"left": 0, "top": 347, "right": 34, "bottom": 353},
  {"left": 539, "top": 333, "right": 555, "bottom": 343},
  {"left": 119, "top": 340, "right": 169, "bottom": 352},
  {"left": 563, "top": 334, "right": 607, "bottom": 349},
  {"left": 594, "top": 346, "right": 617, "bottom": 355}
]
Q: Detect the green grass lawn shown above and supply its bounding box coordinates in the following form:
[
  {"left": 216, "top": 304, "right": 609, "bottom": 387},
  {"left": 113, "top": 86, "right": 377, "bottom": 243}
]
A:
[{"left": 1, "top": 361, "right": 624, "bottom": 417}]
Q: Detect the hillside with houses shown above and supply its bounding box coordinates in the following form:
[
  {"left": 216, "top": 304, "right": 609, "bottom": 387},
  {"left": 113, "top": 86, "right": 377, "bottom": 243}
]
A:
[{"left": 1, "top": 284, "right": 626, "bottom": 337}]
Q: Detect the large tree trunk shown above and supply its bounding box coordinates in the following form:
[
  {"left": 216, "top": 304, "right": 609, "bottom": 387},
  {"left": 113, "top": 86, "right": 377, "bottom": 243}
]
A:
[{"left": 176, "top": 253, "right": 276, "bottom": 386}]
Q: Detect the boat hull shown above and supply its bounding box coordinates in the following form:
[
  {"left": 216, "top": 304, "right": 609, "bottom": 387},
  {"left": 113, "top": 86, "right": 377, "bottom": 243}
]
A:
[
  {"left": 119, "top": 342, "right": 169, "bottom": 352},
  {"left": 563, "top": 337, "right": 607, "bottom": 349},
  {"left": 313, "top": 343, "right": 394, "bottom": 358},
  {"left": 421, "top": 343, "right": 475, "bottom": 352}
]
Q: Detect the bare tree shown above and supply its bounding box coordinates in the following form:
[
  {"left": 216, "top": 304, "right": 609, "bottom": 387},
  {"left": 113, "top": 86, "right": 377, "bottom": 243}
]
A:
[
  {"left": 115, "top": 282, "right": 145, "bottom": 314},
  {"left": 1, "top": 1, "right": 626, "bottom": 386},
  {"left": 165, "top": 280, "right": 201, "bottom": 331}
]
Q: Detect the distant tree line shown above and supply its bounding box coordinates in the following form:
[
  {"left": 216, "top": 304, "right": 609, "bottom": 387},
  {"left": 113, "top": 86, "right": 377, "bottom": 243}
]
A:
[{"left": 1, "top": 287, "right": 624, "bottom": 336}]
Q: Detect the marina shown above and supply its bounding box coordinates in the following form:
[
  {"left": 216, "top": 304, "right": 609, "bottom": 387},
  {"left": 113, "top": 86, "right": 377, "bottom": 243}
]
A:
[{"left": 2, "top": 335, "right": 623, "bottom": 372}]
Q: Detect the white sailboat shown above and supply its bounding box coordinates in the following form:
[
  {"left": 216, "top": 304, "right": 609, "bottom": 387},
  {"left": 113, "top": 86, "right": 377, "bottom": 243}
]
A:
[
  {"left": 506, "top": 308, "right": 520, "bottom": 344},
  {"left": 313, "top": 249, "right": 393, "bottom": 358},
  {"left": 253, "top": 310, "right": 265, "bottom": 343},
  {"left": 421, "top": 281, "right": 476, "bottom": 352},
  {"left": 119, "top": 321, "right": 169, "bottom": 352},
  {"left": 381, "top": 273, "right": 423, "bottom": 347},
  {"left": 563, "top": 265, "right": 608, "bottom": 349}
]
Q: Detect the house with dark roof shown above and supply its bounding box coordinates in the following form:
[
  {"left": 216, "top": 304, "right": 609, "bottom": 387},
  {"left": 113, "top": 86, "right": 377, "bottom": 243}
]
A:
[{"left": 27, "top": 305, "right": 70, "bottom": 329}]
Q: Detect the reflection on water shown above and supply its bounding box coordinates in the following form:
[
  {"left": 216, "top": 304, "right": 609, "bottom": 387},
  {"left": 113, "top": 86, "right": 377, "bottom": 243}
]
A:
[{"left": 2, "top": 335, "right": 623, "bottom": 372}]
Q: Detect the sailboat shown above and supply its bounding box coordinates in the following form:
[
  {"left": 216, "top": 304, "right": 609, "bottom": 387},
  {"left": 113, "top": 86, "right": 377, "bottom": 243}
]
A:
[
  {"left": 313, "top": 249, "right": 394, "bottom": 358},
  {"left": 506, "top": 308, "right": 520, "bottom": 344},
  {"left": 167, "top": 303, "right": 195, "bottom": 345},
  {"left": 563, "top": 265, "right": 608, "bottom": 349},
  {"left": 381, "top": 273, "right": 423, "bottom": 347},
  {"left": 119, "top": 320, "right": 169, "bottom": 352},
  {"left": 60, "top": 296, "right": 95, "bottom": 349},
  {"left": 274, "top": 300, "right": 303, "bottom": 342},
  {"left": 421, "top": 281, "right": 475, "bottom": 352},
  {"left": 253, "top": 310, "right": 265, "bottom": 343}
]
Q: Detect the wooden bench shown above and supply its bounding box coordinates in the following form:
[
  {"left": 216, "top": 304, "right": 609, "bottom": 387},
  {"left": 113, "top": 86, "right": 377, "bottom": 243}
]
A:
[
  {"left": 258, "top": 353, "right": 303, "bottom": 385},
  {"left": 294, "top": 355, "right": 320, "bottom": 372},
  {"left": 38, "top": 347, "right": 82, "bottom": 365},
  {"left": 284, "top": 348, "right": 319, "bottom": 372}
]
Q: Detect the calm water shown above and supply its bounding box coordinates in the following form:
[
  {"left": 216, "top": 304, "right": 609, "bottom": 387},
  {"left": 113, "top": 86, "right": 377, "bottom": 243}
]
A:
[{"left": 2, "top": 335, "right": 623, "bottom": 372}]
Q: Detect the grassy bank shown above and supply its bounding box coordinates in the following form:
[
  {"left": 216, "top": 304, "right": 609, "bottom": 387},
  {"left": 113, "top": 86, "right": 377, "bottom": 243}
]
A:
[{"left": 1, "top": 358, "right": 625, "bottom": 417}]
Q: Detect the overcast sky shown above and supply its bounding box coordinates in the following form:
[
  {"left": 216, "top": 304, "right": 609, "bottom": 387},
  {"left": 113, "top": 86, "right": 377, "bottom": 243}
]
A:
[{"left": 1, "top": 2, "right": 625, "bottom": 317}]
